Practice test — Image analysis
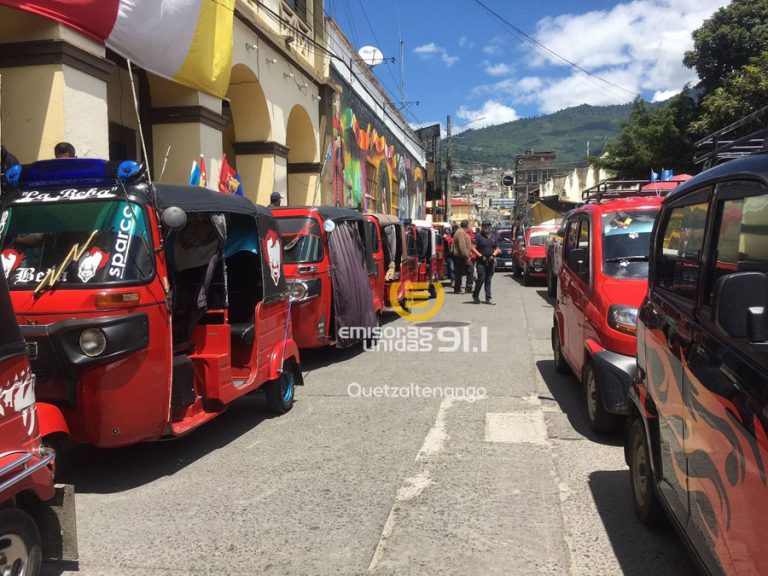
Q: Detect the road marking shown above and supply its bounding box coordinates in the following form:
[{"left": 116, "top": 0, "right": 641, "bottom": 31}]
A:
[
  {"left": 368, "top": 397, "right": 455, "bottom": 572},
  {"left": 484, "top": 411, "right": 549, "bottom": 445}
]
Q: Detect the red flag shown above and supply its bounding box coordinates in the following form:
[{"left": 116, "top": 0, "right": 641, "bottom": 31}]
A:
[
  {"left": 199, "top": 155, "right": 207, "bottom": 188},
  {"left": 218, "top": 154, "right": 244, "bottom": 196}
]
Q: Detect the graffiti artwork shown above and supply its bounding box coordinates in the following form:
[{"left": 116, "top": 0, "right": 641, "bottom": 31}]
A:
[{"left": 331, "top": 69, "right": 424, "bottom": 218}]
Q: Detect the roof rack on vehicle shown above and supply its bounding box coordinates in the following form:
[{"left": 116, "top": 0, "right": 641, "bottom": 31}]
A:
[
  {"left": 693, "top": 104, "right": 768, "bottom": 169},
  {"left": 581, "top": 180, "right": 649, "bottom": 203}
]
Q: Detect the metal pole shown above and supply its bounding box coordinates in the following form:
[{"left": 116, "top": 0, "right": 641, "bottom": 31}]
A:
[{"left": 446, "top": 115, "right": 452, "bottom": 223}]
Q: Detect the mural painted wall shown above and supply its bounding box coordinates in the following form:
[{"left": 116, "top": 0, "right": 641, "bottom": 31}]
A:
[{"left": 330, "top": 69, "right": 425, "bottom": 218}]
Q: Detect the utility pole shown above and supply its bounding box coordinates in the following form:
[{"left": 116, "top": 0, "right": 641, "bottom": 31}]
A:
[{"left": 445, "top": 114, "right": 452, "bottom": 223}]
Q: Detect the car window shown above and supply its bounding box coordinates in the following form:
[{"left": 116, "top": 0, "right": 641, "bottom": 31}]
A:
[
  {"left": 577, "top": 216, "right": 590, "bottom": 281},
  {"left": 657, "top": 202, "right": 708, "bottom": 299},
  {"left": 705, "top": 184, "right": 768, "bottom": 304},
  {"left": 565, "top": 217, "right": 580, "bottom": 253}
]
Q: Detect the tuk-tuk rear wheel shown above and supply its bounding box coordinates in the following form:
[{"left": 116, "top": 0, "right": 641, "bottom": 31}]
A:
[
  {"left": 0, "top": 508, "right": 42, "bottom": 576},
  {"left": 265, "top": 363, "right": 296, "bottom": 415}
]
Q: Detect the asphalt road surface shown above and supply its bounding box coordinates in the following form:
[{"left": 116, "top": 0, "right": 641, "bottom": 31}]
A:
[{"left": 45, "top": 273, "right": 697, "bottom": 576}]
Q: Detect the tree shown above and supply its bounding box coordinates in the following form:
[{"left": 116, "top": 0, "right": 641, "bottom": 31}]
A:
[
  {"left": 683, "top": 0, "right": 768, "bottom": 94},
  {"left": 596, "top": 91, "right": 698, "bottom": 179},
  {"left": 691, "top": 51, "right": 768, "bottom": 135}
]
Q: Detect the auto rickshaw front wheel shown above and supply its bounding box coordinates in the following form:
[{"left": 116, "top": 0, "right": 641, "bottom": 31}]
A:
[
  {"left": 0, "top": 508, "right": 43, "bottom": 576},
  {"left": 265, "top": 362, "right": 299, "bottom": 414}
]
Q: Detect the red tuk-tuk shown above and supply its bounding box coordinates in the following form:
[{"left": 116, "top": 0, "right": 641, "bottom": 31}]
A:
[
  {"left": 406, "top": 219, "right": 439, "bottom": 297},
  {"left": 272, "top": 206, "right": 377, "bottom": 348},
  {"left": 0, "top": 159, "right": 301, "bottom": 449},
  {"left": 365, "top": 213, "right": 418, "bottom": 308},
  {"left": 431, "top": 223, "right": 448, "bottom": 282},
  {"left": 0, "top": 267, "right": 77, "bottom": 573}
]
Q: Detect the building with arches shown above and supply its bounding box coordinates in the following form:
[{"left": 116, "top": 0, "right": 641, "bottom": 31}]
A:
[{"left": 0, "top": 0, "right": 325, "bottom": 207}]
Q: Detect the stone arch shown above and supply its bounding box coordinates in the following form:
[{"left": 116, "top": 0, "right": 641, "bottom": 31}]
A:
[
  {"left": 286, "top": 104, "right": 318, "bottom": 206},
  {"left": 225, "top": 63, "right": 272, "bottom": 205}
]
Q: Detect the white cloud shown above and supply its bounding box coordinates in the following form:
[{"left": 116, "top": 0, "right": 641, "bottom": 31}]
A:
[
  {"left": 413, "top": 42, "right": 459, "bottom": 68},
  {"left": 459, "top": 35, "right": 474, "bottom": 49},
  {"left": 522, "top": 0, "right": 730, "bottom": 109},
  {"left": 483, "top": 35, "right": 509, "bottom": 56},
  {"left": 456, "top": 100, "right": 519, "bottom": 130},
  {"left": 652, "top": 89, "right": 679, "bottom": 102},
  {"left": 485, "top": 63, "right": 511, "bottom": 77}
]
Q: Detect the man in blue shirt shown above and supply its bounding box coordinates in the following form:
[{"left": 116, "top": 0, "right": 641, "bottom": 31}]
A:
[{"left": 471, "top": 221, "right": 500, "bottom": 305}]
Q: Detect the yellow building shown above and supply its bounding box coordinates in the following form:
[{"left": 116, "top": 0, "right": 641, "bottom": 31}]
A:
[{"left": 0, "top": 0, "right": 327, "bottom": 207}]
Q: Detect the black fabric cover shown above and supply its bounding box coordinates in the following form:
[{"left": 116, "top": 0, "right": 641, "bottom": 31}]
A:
[
  {"left": 328, "top": 221, "right": 376, "bottom": 348},
  {"left": 155, "top": 184, "right": 272, "bottom": 219}
]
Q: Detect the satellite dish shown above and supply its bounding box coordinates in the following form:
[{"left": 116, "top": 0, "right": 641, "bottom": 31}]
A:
[{"left": 358, "top": 45, "right": 385, "bottom": 67}]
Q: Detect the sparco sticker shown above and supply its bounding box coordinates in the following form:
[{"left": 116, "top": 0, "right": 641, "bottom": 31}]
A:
[{"left": 109, "top": 205, "right": 137, "bottom": 279}]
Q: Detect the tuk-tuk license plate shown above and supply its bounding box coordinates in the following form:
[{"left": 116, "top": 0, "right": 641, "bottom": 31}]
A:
[{"left": 26, "top": 341, "right": 38, "bottom": 360}]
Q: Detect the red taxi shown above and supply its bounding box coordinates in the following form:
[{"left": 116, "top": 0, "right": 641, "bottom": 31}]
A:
[
  {"left": 552, "top": 179, "right": 687, "bottom": 432},
  {"left": 513, "top": 225, "right": 559, "bottom": 286}
]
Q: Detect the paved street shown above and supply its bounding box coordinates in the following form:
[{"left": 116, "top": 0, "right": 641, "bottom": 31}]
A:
[{"left": 46, "top": 274, "right": 696, "bottom": 576}]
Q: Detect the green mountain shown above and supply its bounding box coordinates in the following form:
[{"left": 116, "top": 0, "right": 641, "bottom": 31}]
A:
[{"left": 449, "top": 102, "right": 663, "bottom": 170}]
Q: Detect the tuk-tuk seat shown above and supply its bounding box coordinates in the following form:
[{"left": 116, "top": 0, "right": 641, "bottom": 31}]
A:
[
  {"left": 230, "top": 322, "right": 255, "bottom": 345},
  {"left": 225, "top": 250, "right": 261, "bottom": 347}
]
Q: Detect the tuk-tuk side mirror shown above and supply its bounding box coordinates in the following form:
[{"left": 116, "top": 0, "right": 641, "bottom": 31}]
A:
[
  {"left": 323, "top": 219, "right": 336, "bottom": 233},
  {"left": 713, "top": 272, "right": 768, "bottom": 344},
  {"left": 566, "top": 247, "right": 586, "bottom": 275},
  {"left": 557, "top": 228, "right": 565, "bottom": 238},
  {"left": 162, "top": 206, "right": 187, "bottom": 230}
]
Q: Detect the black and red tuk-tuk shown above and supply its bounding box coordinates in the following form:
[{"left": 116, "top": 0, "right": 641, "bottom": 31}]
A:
[
  {"left": 272, "top": 206, "right": 377, "bottom": 348},
  {"left": 0, "top": 159, "right": 301, "bottom": 449},
  {"left": 405, "top": 219, "right": 439, "bottom": 297},
  {"left": 365, "top": 213, "right": 418, "bottom": 309},
  {"left": 0, "top": 266, "right": 77, "bottom": 574}
]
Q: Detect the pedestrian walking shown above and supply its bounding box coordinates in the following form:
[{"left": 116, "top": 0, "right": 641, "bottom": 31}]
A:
[
  {"left": 472, "top": 221, "right": 500, "bottom": 305},
  {"left": 451, "top": 220, "right": 472, "bottom": 293}
]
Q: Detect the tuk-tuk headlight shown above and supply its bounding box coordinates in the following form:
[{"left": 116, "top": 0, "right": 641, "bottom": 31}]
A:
[
  {"left": 79, "top": 328, "right": 107, "bottom": 357},
  {"left": 608, "top": 304, "right": 638, "bottom": 336},
  {"left": 289, "top": 281, "right": 307, "bottom": 301}
]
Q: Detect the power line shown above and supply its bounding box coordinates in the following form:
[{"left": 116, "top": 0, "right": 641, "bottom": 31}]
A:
[{"left": 470, "top": 0, "right": 640, "bottom": 102}]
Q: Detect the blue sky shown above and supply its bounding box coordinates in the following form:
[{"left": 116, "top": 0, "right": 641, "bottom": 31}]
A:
[{"left": 326, "top": 0, "right": 730, "bottom": 132}]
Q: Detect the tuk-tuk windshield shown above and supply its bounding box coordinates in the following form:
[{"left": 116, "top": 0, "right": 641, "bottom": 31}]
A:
[
  {"left": 601, "top": 209, "right": 657, "bottom": 279},
  {"left": 276, "top": 217, "right": 323, "bottom": 263},
  {"left": 528, "top": 231, "right": 549, "bottom": 246},
  {"left": 0, "top": 200, "right": 153, "bottom": 289}
]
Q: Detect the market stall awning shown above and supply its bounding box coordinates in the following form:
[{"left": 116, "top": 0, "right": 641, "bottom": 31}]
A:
[{"left": 0, "top": 0, "right": 235, "bottom": 98}]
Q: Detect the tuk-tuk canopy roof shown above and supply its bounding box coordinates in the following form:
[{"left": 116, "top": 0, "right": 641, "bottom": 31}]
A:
[
  {"left": 313, "top": 206, "right": 365, "bottom": 223},
  {"left": 155, "top": 184, "right": 271, "bottom": 218},
  {"left": 368, "top": 213, "right": 401, "bottom": 226}
]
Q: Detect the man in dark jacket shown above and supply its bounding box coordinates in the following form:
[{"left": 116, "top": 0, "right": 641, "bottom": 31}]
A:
[{"left": 472, "top": 221, "right": 500, "bottom": 305}]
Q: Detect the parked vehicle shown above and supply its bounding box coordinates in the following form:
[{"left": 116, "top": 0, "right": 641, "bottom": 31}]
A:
[
  {"left": 0, "top": 159, "right": 301, "bottom": 449},
  {"left": 627, "top": 129, "right": 768, "bottom": 574},
  {"left": 273, "top": 206, "right": 377, "bottom": 348},
  {"left": 405, "top": 219, "right": 439, "bottom": 297},
  {"left": 494, "top": 228, "right": 515, "bottom": 270},
  {"left": 0, "top": 268, "right": 78, "bottom": 575},
  {"left": 431, "top": 223, "right": 446, "bottom": 282},
  {"left": 545, "top": 218, "right": 566, "bottom": 297},
  {"left": 365, "top": 213, "right": 417, "bottom": 308},
  {"left": 552, "top": 180, "right": 672, "bottom": 432},
  {"left": 513, "top": 224, "right": 558, "bottom": 286}
]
